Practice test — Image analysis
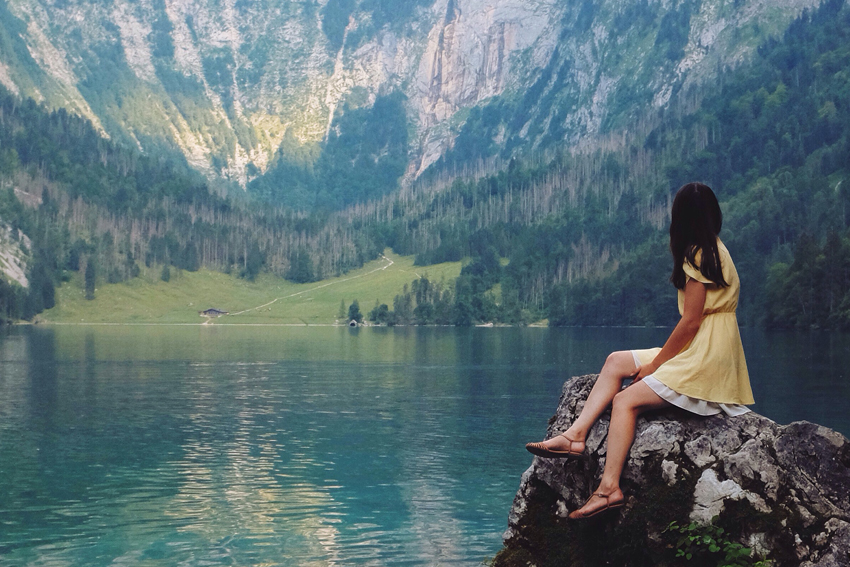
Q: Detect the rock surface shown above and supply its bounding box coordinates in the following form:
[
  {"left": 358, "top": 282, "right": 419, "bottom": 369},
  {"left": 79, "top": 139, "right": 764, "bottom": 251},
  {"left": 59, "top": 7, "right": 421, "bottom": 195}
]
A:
[
  {"left": 0, "top": 220, "right": 31, "bottom": 288},
  {"left": 497, "top": 374, "right": 850, "bottom": 567}
]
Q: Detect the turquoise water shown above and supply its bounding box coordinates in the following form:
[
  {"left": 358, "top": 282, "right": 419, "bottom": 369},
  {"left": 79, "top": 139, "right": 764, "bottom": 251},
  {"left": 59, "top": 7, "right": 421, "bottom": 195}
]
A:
[{"left": 0, "top": 326, "right": 848, "bottom": 566}]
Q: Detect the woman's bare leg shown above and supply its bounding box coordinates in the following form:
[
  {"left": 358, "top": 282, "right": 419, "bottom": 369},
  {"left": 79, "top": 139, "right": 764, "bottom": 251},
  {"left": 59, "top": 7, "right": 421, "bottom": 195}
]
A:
[
  {"left": 569, "top": 381, "right": 669, "bottom": 518},
  {"left": 536, "top": 351, "right": 637, "bottom": 453}
]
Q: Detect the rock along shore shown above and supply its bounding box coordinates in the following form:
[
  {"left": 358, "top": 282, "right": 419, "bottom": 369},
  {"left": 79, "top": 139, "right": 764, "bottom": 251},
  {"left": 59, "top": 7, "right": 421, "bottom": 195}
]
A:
[{"left": 494, "top": 374, "right": 850, "bottom": 567}]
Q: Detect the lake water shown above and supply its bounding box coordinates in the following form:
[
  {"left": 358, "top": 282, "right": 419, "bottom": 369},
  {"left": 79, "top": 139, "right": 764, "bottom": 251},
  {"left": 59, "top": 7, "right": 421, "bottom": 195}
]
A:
[{"left": 1, "top": 325, "right": 848, "bottom": 566}]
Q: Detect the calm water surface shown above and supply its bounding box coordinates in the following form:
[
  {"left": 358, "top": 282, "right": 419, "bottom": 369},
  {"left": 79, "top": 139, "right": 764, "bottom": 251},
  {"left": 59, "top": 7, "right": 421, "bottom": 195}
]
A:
[{"left": 1, "top": 326, "right": 848, "bottom": 566}]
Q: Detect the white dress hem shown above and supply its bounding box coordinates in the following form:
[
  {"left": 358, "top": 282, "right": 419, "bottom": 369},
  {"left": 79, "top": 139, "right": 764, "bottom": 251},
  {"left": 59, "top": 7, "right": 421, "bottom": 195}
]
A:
[{"left": 630, "top": 350, "right": 751, "bottom": 417}]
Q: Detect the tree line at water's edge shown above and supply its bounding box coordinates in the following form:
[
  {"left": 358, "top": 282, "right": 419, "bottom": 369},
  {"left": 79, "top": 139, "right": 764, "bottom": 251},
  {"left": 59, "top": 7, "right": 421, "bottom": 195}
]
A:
[{"left": 0, "top": 0, "right": 848, "bottom": 329}]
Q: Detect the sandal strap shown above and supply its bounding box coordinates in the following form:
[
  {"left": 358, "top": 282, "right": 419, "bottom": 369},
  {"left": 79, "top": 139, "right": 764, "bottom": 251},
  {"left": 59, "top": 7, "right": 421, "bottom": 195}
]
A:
[
  {"left": 590, "top": 493, "right": 613, "bottom": 511},
  {"left": 558, "top": 432, "right": 579, "bottom": 449}
]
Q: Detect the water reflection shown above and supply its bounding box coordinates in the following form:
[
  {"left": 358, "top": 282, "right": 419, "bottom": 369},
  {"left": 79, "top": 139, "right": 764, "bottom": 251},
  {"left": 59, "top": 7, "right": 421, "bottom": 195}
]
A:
[
  {"left": 0, "top": 325, "right": 847, "bottom": 566},
  {"left": 167, "top": 364, "right": 343, "bottom": 565}
]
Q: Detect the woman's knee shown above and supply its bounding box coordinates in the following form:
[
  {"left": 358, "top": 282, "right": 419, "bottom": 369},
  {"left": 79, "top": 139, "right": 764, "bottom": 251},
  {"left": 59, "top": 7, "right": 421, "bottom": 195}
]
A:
[
  {"left": 612, "top": 389, "right": 639, "bottom": 413},
  {"left": 603, "top": 351, "right": 637, "bottom": 375},
  {"left": 613, "top": 382, "right": 667, "bottom": 415}
]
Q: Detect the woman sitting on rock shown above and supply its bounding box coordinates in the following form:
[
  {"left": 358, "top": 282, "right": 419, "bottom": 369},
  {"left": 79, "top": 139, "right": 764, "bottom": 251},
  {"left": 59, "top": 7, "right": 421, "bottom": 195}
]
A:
[{"left": 526, "top": 182, "right": 755, "bottom": 519}]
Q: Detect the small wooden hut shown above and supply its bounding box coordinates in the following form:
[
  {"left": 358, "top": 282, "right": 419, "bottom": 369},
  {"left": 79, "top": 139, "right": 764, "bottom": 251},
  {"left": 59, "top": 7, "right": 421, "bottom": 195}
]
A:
[{"left": 200, "top": 308, "right": 229, "bottom": 318}]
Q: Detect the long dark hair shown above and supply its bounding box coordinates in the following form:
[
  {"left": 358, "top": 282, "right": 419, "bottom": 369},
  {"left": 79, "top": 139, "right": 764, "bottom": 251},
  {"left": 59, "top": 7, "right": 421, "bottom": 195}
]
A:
[{"left": 669, "top": 182, "right": 728, "bottom": 289}]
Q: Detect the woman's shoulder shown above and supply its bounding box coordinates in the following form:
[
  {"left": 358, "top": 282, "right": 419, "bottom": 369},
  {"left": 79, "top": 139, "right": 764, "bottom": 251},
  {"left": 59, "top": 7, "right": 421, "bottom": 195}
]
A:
[
  {"left": 716, "top": 238, "right": 734, "bottom": 261},
  {"left": 688, "top": 241, "right": 724, "bottom": 268},
  {"left": 683, "top": 247, "right": 711, "bottom": 284},
  {"left": 685, "top": 238, "right": 735, "bottom": 285}
]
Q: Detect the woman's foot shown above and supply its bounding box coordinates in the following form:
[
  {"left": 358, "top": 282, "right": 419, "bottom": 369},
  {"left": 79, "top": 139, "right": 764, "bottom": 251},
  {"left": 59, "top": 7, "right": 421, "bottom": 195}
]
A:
[
  {"left": 568, "top": 488, "right": 625, "bottom": 520},
  {"left": 525, "top": 432, "right": 586, "bottom": 458}
]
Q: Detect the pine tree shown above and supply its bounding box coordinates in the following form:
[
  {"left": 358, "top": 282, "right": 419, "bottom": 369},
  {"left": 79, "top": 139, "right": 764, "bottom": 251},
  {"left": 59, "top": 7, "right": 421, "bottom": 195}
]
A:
[{"left": 347, "top": 300, "right": 363, "bottom": 323}]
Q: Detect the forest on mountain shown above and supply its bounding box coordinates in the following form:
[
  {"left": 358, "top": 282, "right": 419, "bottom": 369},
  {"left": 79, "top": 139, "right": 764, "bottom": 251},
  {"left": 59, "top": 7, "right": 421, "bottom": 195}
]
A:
[
  {"left": 349, "top": 0, "right": 850, "bottom": 329},
  {"left": 249, "top": 92, "right": 410, "bottom": 210},
  {"left": 0, "top": 90, "right": 383, "bottom": 320},
  {"left": 0, "top": 0, "right": 848, "bottom": 329}
]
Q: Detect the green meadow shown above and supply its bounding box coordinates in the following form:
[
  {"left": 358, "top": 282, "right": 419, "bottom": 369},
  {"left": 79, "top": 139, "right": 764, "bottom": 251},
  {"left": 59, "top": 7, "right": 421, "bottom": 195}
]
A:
[{"left": 41, "top": 251, "right": 463, "bottom": 325}]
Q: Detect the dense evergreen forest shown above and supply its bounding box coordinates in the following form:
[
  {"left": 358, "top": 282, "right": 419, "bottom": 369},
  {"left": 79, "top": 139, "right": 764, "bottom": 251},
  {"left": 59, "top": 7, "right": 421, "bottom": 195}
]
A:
[
  {"left": 560, "top": 0, "right": 850, "bottom": 329},
  {"left": 248, "top": 91, "right": 410, "bottom": 210},
  {"left": 352, "top": 0, "right": 850, "bottom": 329},
  {"left": 0, "top": 0, "right": 848, "bottom": 329},
  {"left": 0, "top": 90, "right": 383, "bottom": 321}
]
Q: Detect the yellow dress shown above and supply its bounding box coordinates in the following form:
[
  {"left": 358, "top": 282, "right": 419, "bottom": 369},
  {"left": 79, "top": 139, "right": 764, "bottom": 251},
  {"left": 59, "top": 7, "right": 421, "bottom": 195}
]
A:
[{"left": 633, "top": 239, "right": 755, "bottom": 415}]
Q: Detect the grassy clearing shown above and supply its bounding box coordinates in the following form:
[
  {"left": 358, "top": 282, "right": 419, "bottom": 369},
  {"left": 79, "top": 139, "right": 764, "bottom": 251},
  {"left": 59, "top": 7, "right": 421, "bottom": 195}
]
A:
[{"left": 42, "top": 250, "right": 463, "bottom": 325}]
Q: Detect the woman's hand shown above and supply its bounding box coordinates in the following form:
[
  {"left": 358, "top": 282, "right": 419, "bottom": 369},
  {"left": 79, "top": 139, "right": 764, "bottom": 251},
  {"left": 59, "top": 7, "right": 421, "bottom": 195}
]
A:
[{"left": 631, "top": 363, "right": 658, "bottom": 383}]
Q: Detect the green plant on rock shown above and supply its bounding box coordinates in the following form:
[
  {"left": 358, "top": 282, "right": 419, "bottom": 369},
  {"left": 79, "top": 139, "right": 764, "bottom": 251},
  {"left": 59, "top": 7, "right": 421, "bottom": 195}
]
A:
[{"left": 665, "top": 518, "right": 770, "bottom": 567}]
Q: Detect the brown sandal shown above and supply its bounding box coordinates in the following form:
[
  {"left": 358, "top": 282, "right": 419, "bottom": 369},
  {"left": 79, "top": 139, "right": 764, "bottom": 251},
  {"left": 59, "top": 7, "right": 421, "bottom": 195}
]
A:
[
  {"left": 525, "top": 432, "right": 587, "bottom": 459},
  {"left": 568, "top": 492, "right": 625, "bottom": 520}
]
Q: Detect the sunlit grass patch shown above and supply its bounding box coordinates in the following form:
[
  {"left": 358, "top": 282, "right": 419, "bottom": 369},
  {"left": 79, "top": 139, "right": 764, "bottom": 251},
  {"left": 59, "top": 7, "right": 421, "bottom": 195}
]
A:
[{"left": 43, "top": 250, "right": 462, "bottom": 325}]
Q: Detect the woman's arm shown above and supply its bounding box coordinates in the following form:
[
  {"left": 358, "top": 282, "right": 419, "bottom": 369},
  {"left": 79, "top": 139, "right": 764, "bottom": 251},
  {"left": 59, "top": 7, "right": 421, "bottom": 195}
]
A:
[{"left": 634, "top": 278, "right": 707, "bottom": 380}]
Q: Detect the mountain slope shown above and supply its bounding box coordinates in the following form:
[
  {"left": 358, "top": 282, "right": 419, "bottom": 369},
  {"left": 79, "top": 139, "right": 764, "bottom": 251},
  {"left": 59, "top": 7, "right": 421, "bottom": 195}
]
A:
[
  {"left": 0, "top": 0, "right": 822, "bottom": 201},
  {"left": 1, "top": 0, "right": 847, "bottom": 330},
  {"left": 323, "top": 0, "right": 850, "bottom": 328}
]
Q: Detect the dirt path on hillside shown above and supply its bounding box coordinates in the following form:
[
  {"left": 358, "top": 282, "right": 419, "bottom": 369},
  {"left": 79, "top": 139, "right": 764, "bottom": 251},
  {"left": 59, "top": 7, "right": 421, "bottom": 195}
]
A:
[{"left": 223, "top": 254, "right": 394, "bottom": 319}]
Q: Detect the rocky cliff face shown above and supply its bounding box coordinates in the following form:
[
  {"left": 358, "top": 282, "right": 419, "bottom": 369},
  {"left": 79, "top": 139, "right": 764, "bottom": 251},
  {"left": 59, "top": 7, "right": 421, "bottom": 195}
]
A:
[
  {"left": 0, "top": 0, "right": 822, "bottom": 190},
  {"left": 0, "top": 219, "right": 30, "bottom": 289},
  {"left": 496, "top": 375, "right": 850, "bottom": 567}
]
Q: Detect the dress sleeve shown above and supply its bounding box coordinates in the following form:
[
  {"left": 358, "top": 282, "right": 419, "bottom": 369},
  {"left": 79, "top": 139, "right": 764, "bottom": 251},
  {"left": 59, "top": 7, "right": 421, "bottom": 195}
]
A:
[{"left": 683, "top": 249, "right": 713, "bottom": 284}]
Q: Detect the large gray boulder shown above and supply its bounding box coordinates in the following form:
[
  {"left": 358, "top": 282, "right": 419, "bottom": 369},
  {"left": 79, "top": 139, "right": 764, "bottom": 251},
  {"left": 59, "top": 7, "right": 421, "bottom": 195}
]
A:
[{"left": 495, "top": 375, "right": 850, "bottom": 567}]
